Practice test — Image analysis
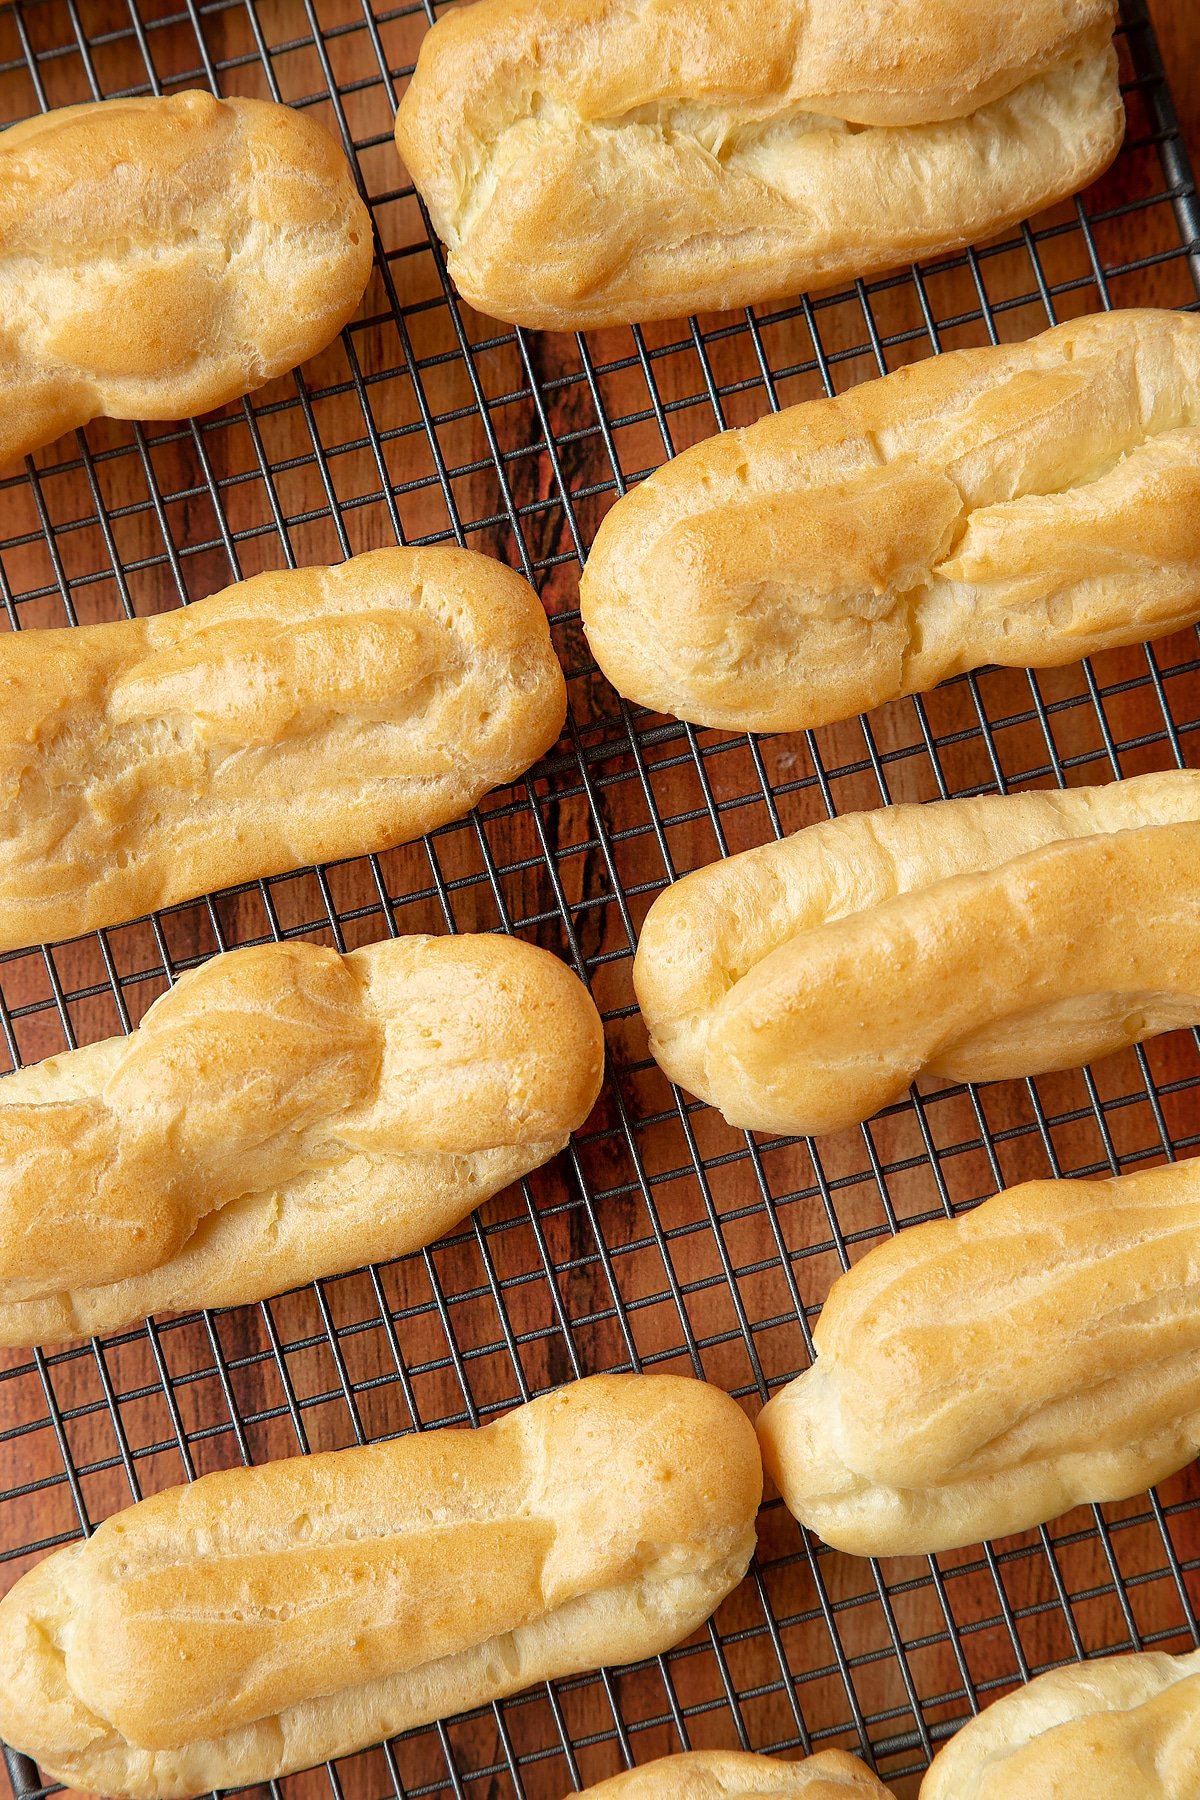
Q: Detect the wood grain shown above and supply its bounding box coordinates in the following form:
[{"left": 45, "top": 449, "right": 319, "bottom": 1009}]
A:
[
  {"left": 1150, "top": 0, "right": 1200, "bottom": 154},
  {"left": 0, "top": 5, "right": 1197, "bottom": 1799}
]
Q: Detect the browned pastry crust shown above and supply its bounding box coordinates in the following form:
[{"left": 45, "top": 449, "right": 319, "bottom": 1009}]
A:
[
  {"left": 758, "top": 1159, "right": 1200, "bottom": 1555},
  {"left": 581, "top": 310, "right": 1200, "bottom": 732},
  {"left": 0, "top": 547, "right": 566, "bottom": 951},
  {"left": 0, "top": 933, "right": 604, "bottom": 1346},
  {"left": 395, "top": 0, "right": 1123, "bottom": 329},
  {"left": 633, "top": 771, "right": 1200, "bottom": 1136},
  {"left": 0, "top": 1374, "right": 763, "bottom": 1799},
  {"left": 918, "top": 1649, "right": 1200, "bottom": 1798},
  {"left": 575, "top": 1750, "right": 893, "bottom": 1800},
  {"left": 0, "top": 90, "right": 373, "bottom": 465}
]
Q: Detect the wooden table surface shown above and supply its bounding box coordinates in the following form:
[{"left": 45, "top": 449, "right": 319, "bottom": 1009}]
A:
[
  {"left": 0, "top": 4, "right": 1197, "bottom": 1799},
  {"left": 1150, "top": 0, "right": 1199, "bottom": 149}
]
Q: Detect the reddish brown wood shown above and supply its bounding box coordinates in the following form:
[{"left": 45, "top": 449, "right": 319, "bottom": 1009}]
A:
[
  {"left": 0, "top": 6, "right": 1196, "bottom": 1798},
  {"left": 1150, "top": 0, "right": 1200, "bottom": 155}
]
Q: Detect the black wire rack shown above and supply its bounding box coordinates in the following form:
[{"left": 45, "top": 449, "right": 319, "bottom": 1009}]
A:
[{"left": 1, "top": 2, "right": 1199, "bottom": 1796}]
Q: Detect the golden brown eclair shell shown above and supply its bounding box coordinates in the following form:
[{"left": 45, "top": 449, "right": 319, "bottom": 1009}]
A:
[
  {"left": 574, "top": 1749, "right": 893, "bottom": 1800},
  {"left": 0, "top": 90, "right": 372, "bottom": 464},
  {"left": 0, "top": 933, "right": 604, "bottom": 1345},
  {"left": 580, "top": 311, "right": 1200, "bottom": 732},
  {"left": 0, "top": 1374, "right": 762, "bottom": 1799},
  {"left": 395, "top": 0, "right": 1122, "bottom": 329},
  {"left": 0, "top": 547, "right": 565, "bottom": 951},
  {"left": 634, "top": 771, "right": 1200, "bottom": 1136},
  {"left": 919, "top": 1649, "right": 1200, "bottom": 1798},
  {"left": 758, "top": 1159, "right": 1200, "bottom": 1554}
]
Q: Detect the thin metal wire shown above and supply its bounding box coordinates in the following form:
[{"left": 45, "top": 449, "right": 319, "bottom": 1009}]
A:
[{"left": 0, "top": 1, "right": 1199, "bottom": 1796}]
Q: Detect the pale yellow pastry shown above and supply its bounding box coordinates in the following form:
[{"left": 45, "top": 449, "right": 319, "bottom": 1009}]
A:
[
  {"left": 0, "top": 547, "right": 565, "bottom": 952},
  {"left": 0, "top": 1373, "right": 763, "bottom": 1800},
  {"left": 575, "top": 1749, "right": 893, "bottom": 1800},
  {"left": 633, "top": 771, "right": 1200, "bottom": 1136},
  {"left": 0, "top": 90, "right": 373, "bottom": 465},
  {"left": 395, "top": 0, "right": 1123, "bottom": 330},
  {"left": 758, "top": 1159, "right": 1200, "bottom": 1556},
  {"left": 580, "top": 309, "right": 1200, "bottom": 731},
  {"left": 0, "top": 932, "right": 604, "bottom": 1346},
  {"left": 919, "top": 1649, "right": 1200, "bottom": 1798}
]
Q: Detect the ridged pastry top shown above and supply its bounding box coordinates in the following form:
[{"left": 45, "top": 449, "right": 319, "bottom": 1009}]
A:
[
  {"left": 758, "top": 1159, "right": 1200, "bottom": 1555},
  {"left": 0, "top": 91, "right": 373, "bottom": 465},
  {"left": 919, "top": 1649, "right": 1200, "bottom": 1799},
  {"left": 581, "top": 310, "right": 1200, "bottom": 731},
  {"left": 395, "top": 0, "right": 1122, "bottom": 328},
  {"left": 0, "top": 1374, "right": 763, "bottom": 1799},
  {"left": 634, "top": 771, "right": 1200, "bottom": 1136},
  {"left": 0, "top": 547, "right": 566, "bottom": 952},
  {"left": 0, "top": 933, "right": 605, "bottom": 1345},
  {"left": 577, "top": 1749, "right": 892, "bottom": 1800}
]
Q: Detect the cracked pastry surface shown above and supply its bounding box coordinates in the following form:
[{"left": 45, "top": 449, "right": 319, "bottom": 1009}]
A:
[
  {"left": 633, "top": 770, "right": 1200, "bottom": 1136},
  {"left": 575, "top": 1749, "right": 893, "bottom": 1800},
  {"left": 758, "top": 1159, "right": 1200, "bottom": 1556},
  {"left": 0, "top": 1373, "right": 762, "bottom": 1800},
  {"left": 919, "top": 1649, "right": 1200, "bottom": 1799},
  {"left": 0, "top": 546, "right": 566, "bottom": 952},
  {"left": 581, "top": 310, "right": 1200, "bottom": 731},
  {"left": 0, "top": 932, "right": 604, "bottom": 1346},
  {"left": 0, "top": 90, "right": 373, "bottom": 465},
  {"left": 394, "top": 0, "right": 1123, "bottom": 329}
]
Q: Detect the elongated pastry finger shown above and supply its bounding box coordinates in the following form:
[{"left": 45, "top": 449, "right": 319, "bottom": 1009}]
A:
[
  {"left": 0, "top": 90, "right": 372, "bottom": 465},
  {"left": 0, "top": 1373, "right": 762, "bottom": 1800},
  {"left": 574, "top": 1750, "right": 893, "bottom": 1800},
  {"left": 0, "top": 932, "right": 603, "bottom": 1346},
  {"left": 758, "top": 1159, "right": 1200, "bottom": 1556},
  {"left": 580, "top": 310, "right": 1200, "bottom": 732},
  {"left": 633, "top": 770, "right": 1200, "bottom": 1136},
  {"left": 0, "top": 546, "right": 565, "bottom": 952},
  {"left": 395, "top": 0, "right": 1123, "bottom": 330},
  {"left": 918, "top": 1648, "right": 1200, "bottom": 1798}
]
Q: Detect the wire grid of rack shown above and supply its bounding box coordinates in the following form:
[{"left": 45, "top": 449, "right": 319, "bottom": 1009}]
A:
[{"left": 0, "top": 1, "right": 1199, "bottom": 1795}]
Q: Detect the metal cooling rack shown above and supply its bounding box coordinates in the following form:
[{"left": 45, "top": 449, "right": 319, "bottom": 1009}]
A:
[{"left": 0, "top": 2, "right": 1199, "bottom": 1796}]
